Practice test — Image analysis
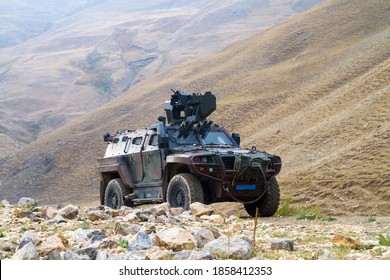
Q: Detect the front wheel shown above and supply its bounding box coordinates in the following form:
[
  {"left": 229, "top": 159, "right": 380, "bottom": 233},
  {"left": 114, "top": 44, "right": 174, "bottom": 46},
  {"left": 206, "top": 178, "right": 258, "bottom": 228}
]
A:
[
  {"left": 167, "top": 173, "right": 204, "bottom": 210},
  {"left": 244, "top": 177, "right": 280, "bottom": 217}
]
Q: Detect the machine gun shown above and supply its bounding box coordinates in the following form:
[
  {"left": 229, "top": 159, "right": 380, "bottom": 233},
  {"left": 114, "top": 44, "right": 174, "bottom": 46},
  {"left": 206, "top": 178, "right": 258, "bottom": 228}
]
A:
[{"left": 164, "top": 90, "right": 216, "bottom": 129}]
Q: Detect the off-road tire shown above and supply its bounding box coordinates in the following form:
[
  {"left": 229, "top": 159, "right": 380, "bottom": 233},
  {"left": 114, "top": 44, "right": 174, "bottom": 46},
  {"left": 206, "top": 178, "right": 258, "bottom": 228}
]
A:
[
  {"left": 244, "top": 177, "right": 280, "bottom": 217},
  {"left": 167, "top": 173, "right": 204, "bottom": 210},
  {"left": 104, "top": 178, "right": 129, "bottom": 209}
]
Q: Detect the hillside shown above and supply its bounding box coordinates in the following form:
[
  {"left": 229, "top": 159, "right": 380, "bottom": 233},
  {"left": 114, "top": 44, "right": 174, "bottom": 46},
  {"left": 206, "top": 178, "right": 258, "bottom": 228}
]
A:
[
  {"left": 0, "top": 0, "right": 315, "bottom": 156},
  {"left": 0, "top": 0, "right": 389, "bottom": 215}
]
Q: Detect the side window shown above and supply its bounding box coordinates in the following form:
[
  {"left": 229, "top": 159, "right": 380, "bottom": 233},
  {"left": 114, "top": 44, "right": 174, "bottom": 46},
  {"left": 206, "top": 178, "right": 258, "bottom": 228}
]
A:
[
  {"left": 133, "top": 137, "right": 143, "bottom": 145},
  {"left": 124, "top": 138, "right": 131, "bottom": 153},
  {"left": 149, "top": 134, "right": 158, "bottom": 146}
]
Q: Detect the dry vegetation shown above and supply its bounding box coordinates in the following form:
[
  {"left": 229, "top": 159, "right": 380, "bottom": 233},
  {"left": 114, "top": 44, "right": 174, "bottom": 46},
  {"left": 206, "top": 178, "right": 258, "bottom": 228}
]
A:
[{"left": 0, "top": 0, "right": 389, "bottom": 216}]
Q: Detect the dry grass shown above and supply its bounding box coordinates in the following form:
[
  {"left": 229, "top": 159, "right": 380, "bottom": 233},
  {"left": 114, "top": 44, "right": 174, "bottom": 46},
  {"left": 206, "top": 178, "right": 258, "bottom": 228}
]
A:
[{"left": 0, "top": 0, "right": 389, "bottom": 215}]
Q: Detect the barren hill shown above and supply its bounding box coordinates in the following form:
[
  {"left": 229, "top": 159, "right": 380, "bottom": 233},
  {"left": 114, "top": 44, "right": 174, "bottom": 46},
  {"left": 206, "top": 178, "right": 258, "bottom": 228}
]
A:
[
  {"left": 0, "top": 0, "right": 389, "bottom": 215},
  {"left": 0, "top": 0, "right": 314, "bottom": 156}
]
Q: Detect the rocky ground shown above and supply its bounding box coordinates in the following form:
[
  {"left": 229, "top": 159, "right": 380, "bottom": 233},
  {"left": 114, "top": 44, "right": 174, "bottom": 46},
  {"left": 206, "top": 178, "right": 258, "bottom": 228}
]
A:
[{"left": 1, "top": 197, "right": 389, "bottom": 260}]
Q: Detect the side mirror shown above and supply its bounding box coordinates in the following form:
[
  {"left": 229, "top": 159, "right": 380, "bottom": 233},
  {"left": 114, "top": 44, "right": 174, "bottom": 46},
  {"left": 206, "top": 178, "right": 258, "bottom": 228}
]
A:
[
  {"left": 103, "top": 132, "right": 112, "bottom": 143},
  {"left": 158, "top": 134, "right": 169, "bottom": 149},
  {"left": 232, "top": 133, "right": 240, "bottom": 146}
]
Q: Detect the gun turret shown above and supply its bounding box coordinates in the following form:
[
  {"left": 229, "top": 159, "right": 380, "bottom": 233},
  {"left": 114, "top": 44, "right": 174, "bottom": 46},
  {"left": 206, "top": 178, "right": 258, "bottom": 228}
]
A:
[{"left": 164, "top": 90, "right": 216, "bottom": 127}]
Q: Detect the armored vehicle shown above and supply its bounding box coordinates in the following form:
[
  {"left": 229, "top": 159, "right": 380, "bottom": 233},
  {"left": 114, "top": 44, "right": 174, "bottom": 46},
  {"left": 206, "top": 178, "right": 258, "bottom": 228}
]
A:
[{"left": 98, "top": 90, "right": 282, "bottom": 217}]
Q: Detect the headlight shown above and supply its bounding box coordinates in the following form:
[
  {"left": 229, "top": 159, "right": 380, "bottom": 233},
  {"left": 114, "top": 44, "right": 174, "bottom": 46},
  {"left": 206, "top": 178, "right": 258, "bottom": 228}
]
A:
[{"left": 201, "top": 157, "right": 208, "bottom": 163}]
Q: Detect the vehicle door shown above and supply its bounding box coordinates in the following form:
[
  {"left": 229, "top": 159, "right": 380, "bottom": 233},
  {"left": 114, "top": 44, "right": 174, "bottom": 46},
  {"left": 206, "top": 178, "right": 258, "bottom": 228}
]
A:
[
  {"left": 124, "top": 135, "right": 144, "bottom": 182},
  {"left": 141, "top": 133, "right": 163, "bottom": 182}
]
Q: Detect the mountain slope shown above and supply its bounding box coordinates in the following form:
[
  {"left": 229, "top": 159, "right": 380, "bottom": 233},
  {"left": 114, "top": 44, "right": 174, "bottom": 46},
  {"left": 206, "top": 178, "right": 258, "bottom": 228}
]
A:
[
  {"left": 0, "top": 0, "right": 389, "bottom": 215},
  {"left": 0, "top": 0, "right": 314, "bottom": 156}
]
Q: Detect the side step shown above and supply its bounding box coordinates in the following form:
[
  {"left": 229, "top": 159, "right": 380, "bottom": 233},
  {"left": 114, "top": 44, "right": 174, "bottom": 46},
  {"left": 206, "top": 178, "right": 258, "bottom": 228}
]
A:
[{"left": 126, "top": 181, "right": 163, "bottom": 205}]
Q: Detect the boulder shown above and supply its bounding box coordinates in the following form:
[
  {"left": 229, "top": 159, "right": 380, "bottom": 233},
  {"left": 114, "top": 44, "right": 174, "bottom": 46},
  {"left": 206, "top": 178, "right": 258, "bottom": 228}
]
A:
[
  {"left": 74, "top": 228, "right": 89, "bottom": 241},
  {"left": 135, "top": 231, "right": 153, "bottom": 249},
  {"left": 141, "top": 224, "right": 156, "bottom": 234},
  {"left": 150, "top": 203, "right": 170, "bottom": 216},
  {"left": 18, "top": 197, "right": 37, "bottom": 207},
  {"left": 49, "top": 214, "right": 66, "bottom": 224},
  {"left": 200, "top": 214, "right": 224, "bottom": 224},
  {"left": 170, "top": 207, "right": 184, "bottom": 216},
  {"left": 0, "top": 238, "right": 15, "bottom": 252},
  {"left": 204, "top": 236, "right": 252, "bottom": 260},
  {"left": 156, "top": 227, "right": 196, "bottom": 251},
  {"left": 57, "top": 204, "right": 79, "bottom": 220},
  {"left": 1, "top": 199, "right": 10, "bottom": 207},
  {"left": 114, "top": 222, "right": 129, "bottom": 236},
  {"left": 127, "top": 224, "right": 142, "bottom": 234},
  {"left": 146, "top": 246, "right": 172, "bottom": 260},
  {"left": 45, "top": 206, "right": 58, "bottom": 219},
  {"left": 11, "top": 241, "right": 39, "bottom": 260},
  {"left": 75, "top": 246, "right": 98, "bottom": 260},
  {"left": 39, "top": 235, "right": 67, "bottom": 255},
  {"left": 47, "top": 250, "right": 62, "bottom": 260},
  {"left": 270, "top": 238, "right": 294, "bottom": 251},
  {"left": 190, "top": 202, "right": 213, "bottom": 217},
  {"left": 123, "top": 212, "right": 140, "bottom": 223},
  {"left": 194, "top": 228, "right": 215, "bottom": 248},
  {"left": 86, "top": 210, "right": 112, "bottom": 221},
  {"left": 332, "top": 234, "right": 364, "bottom": 249}
]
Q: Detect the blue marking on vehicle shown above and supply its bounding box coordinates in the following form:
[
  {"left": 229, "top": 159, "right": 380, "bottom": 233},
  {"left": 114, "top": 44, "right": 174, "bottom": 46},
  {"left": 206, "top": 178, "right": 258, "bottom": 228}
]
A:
[{"left": 235, "top": 185, "right": 256, "bottom": 191}]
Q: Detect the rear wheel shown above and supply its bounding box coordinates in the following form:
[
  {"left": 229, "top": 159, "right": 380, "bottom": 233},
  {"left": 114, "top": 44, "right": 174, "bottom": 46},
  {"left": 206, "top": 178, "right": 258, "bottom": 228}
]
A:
[
  {"left": 244, "top": 177, "right": 280, "bottom": 217},
  {"left": 104, "top": 179, "right": 129, "bottom": 209},
  {"left": 167, "top": 173, "right": 204, "bottom": 210}
]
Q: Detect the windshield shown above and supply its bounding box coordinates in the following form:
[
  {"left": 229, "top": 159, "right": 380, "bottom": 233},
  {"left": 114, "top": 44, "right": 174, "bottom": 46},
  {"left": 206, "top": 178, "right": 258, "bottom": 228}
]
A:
[{"left": 168, "top": 129, "right": 233, "bottom": 146}]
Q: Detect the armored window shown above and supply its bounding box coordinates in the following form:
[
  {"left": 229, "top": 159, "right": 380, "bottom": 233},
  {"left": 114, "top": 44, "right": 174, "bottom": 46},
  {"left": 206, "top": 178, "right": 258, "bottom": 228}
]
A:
[
  {"left": 133, "top": 137, "right": 143, "bottom": 145},
  {"left": 149, "top": 134, "right": 158, "bottom": 146},
  {"left": 122, "top": 136, "right": 128, "bottom": 142}
]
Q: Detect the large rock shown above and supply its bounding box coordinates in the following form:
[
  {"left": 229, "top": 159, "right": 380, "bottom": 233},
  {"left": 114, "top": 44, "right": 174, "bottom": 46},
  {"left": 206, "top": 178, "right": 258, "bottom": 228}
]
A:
[
  {"left": 1, "top": 199, "right": 10, "bottom": 207},
  {"left": 135, "top": 231, "right": 153, "bottom": 249},
  {"left": 12, "top": 238, "right": 39, "bottom": 260},
  {"left": 0, "top": 238, "right": 15, "bottom": 252},
  {"left": 194, "top": 228, "right": 215, "bottom": 248},
  {"left": 45, "top": 206, "right": 58, "bottom": 219},
  {"left": 146, "top": 246, "right": 172, "bottom": 260},
  {"left": 190, "top": 202, "right": 213, "bottom": 217},
  {"left": 114, "top": 222, "right": 129, "bottom": 236},
  {"left": 150, "top": 203, "right": 170, "bottom": 216},
  {"left": 57, "top": 204, "right": 79, "bottom": 220},
  {"left": 123, "top": 212, "right": 140, "bottom": 223},
  {"left": 39, "top": 235, "right": 67, "bottom": 255},
  {"left": 170, "top": 207, "right": 184, "bottom": 216},
  {"left": 204, "top": 236, "right": 252, "bottom": 260},
  {"left": 49, "top": 214, "right": 66, "bottom": 224},
  {"left": 18, "top": 197, "right": 37, "bottom": 207},
  {"left": 332, "top": 234, "right": 364, "bottom": 249},
  {"left": 86, "top": 210, "right": 112, "bottom": 221},
  {"left": 270, "top": 238, "right": 294, "bottom": 251},
  {"left": 200, "top": 214, "right": 224, "bottom": 224},
  {"left": 75, "top": 246, "right": 98, "bottom": 260},
  {"left": 156, "top": 227, "right": 196, "bottom": 251}
]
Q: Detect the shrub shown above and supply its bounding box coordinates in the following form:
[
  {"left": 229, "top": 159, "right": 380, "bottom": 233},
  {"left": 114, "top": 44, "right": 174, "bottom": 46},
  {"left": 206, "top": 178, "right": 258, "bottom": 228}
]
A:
[
  {"left": 378, "top": 234, "right": 390, "bottom": 246},
  {"left": 276, "top": 195, "right": 295, "bottom": 216}
]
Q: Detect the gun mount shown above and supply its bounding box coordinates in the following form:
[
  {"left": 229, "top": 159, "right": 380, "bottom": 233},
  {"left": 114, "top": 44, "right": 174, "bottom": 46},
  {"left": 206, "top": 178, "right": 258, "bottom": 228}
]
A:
[{"left": 164, "top": 90, "right": 216, "bottom": 128}]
